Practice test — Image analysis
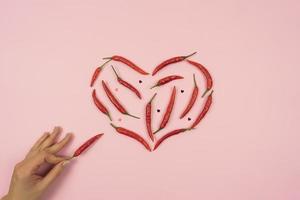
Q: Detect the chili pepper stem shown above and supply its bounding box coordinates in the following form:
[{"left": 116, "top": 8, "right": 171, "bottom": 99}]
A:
[
  {"left": 201, "top": 89, "right": 210, "bottom": 98},
  {"left": 150, "top": 85, "right": 158, "bottom": 89},
  {"left": 153, "top": 128, "right": 162, "bottom": 135},
  {"left": 149, "top": 93, "right": 157, "bottom": 102},
  {"left": 126, "top": 113, "right": 140, "bottom": 119},
  {"left": 202, "top": 89, "right": 214, "bottom": 97},
  {"left": 103, "top": 57, "right": 113, "bottom": 60},
  {"left": 110, "top": 123, "right": 117, "bottom": 129},
  {"left": 111, "top": 65, "right": 120, "bottom": 79},
  {"left": 193, "top": 73, "right": 198, "bottom": 87},
  {"left": 180, "top": 128, "right": 190, "bottom": 132},
  {"left": 107, "top": 112, "right": 112, "bottom": 121},
  {"left": 97, "top": 59, "right": 111, "bottom": 71},
  {"left": 184, "top": 52, "right": 197, "bottom": 59}
]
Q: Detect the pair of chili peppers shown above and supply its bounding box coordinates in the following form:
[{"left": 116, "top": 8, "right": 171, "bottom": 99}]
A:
[
  {"left": 154, "top": 86, "right": 176, "bottom": 134},
  {"left": 146, "top": 93, "right": 157, "bottom": 141},
  {"left": 187, "top": 60, "right": 213, "bottom": 97},
  {"left": 73, "top": 134, "right": 103, "bottom": 157},
  {"left": 92, "top": 89, "right": 112, "bottom": 121},
  {"left": 91, "top": 55, "right": 149, "bottom": 87},
  {"left": 150, "top": 75, "right": 183, "bottom": 89},
  {"left": 180, "top": 74, "right": 199, "bottom": 119},
  {"left": 110, "top": 123, "right": 152, "bottom": 152},
  {"left": 102, "top": 80, "right": 140, "bottom": 119},
  {"left": 111, "top": 65, "right": 142, "bottom": 99},
  {"left": 103, "top": 55, "right": 149, "bottom": 75},
  {"left": 152, "top": 52, "right": 197, "bottom": 76}
]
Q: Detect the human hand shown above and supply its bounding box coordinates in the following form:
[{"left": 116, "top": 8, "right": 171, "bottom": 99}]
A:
[{"left": 2, "top": 127, "right": 73, "bottom": 200}]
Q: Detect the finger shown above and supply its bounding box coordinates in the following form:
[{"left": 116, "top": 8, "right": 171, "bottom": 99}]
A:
[
  {"left": 47, "top": 133, "right": 73, "bottom": 153},
  {"left": 30, "top": 132, "right": 50, "bottom": 151},
  {"left": 22, "top": 152, "right": 47, "bottom": 173},
  {"left": 39, "top": 160, "right": 71, "bottom": 190},
  {"left": 39, "top": 127, "right": 61, "bottom": 150},
  {"left": 45, "top": 154, "right": 72, "bottom": 165},
  {"left": 24, "top": 151, "right": 71, "bottom": 174}
]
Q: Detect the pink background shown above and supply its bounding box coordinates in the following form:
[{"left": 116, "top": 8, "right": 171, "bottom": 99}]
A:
[{"left": 1, "top": 0, "right": 300, "bottom": 199}]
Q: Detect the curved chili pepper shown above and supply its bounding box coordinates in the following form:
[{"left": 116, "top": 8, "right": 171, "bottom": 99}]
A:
[
  {"left": 150, "top": 75, "right": 184, "bottom": 89},
  {"left": 110, "top": 123, "right": 151, "bottom": 152},
  {"left": 73, "top": 134, "right": 103, "bottom": 157},
  {"left": 190, "top": 90, "right": 213, "bottom": 129},
  {"left": 154, "top": 86, "right": 176, "bottom": 134},
  {"left": 103, "top": 55, "right": 149, "bottom": 75},
  {"left": 187, "top": 60, "right": 213, "bottom": 97},
  {"left": 153, "top": 129, "right": 188, "bottom": 150},
  {"left": 146, "top": 93, "right": 157, "bottom": 141},
  {"left": 111, "top": 65, "right": 142, "bottom": 99},
  {"left": 152, "top": 52, "right": 196, "bottom": 76},
  {"left": 102, "top": 81, "right": 140, "bottom": 119},
  {"left": 90, "top": 59, "right": 111, "bottom": 87},
  {"left": 92, "top": 89, "right": 112, "bottom": 121},
  {"left": 180, "top": 74, "right": 199, "bottom": 119}
]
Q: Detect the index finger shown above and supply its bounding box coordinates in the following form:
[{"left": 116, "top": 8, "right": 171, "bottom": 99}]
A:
[
  {"left": 23, "top": 152, "right": 70, "bottom": 174},
  {"left": 29, "top": 132, "right": 50, "bottom": 152},
  {"left": 47, "top": 133, "right": 73, "bottom": 154}
]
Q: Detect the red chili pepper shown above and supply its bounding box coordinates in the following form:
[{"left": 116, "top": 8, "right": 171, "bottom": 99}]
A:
[
  {"left": 73, "top": 134, "right": 103, "bottom": 157},
  {"left": 103, "top": 55, "right": 149, "bottom": 75},
  {"left": 150, "top": 75, "right": 184, "bottom": 89},
  {"left": 110, "top": 123, "right": 152, "bottom": 152},
  {"left": 187, "top": 60, "right": 213, "bottom": 97},
  {"left": 111, "top": 65, "right": 142, "bottom": 99},
  {"left": 180, "top": 74, "right": 199, "bottom": 119},
  {"left": 92, "top": 89, "right": 112, "bottom": 121},
  {"left": 90, "top": 59, "right": 111, "bottom": 87},
  {"left": 146, "top": 93, "right": 157, "bottom": 142},
  {"left": 154, "top": 86, "right": 176, "bottom": 134},
  {"left": 102, "top": 81, "right": 140, "bottom": 119},
  {"left": 190, "top": 90, "right": 213, "bottom": 129},
  {"left": 152, "top": 52, "right": 196, "bottom": 76},
  {"left": 153, "top": 129, "right": 188, "bottom": 150}
]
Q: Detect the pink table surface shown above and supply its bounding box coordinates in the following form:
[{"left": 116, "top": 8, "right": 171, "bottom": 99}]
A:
[{"left": 1, "top": 0, "right": 300, "bottom": 199}]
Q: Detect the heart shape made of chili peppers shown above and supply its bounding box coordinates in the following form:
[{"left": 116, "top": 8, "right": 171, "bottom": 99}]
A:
[{"left": 90, "top": 52, "right": 213, "bottom": 152}]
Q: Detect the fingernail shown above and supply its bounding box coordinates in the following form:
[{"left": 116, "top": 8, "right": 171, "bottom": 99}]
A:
[{"left": 62, "top": 160, "right": 71, "bottom": 166}]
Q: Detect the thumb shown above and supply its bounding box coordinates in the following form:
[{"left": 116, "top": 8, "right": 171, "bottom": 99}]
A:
[{"left": 39, "top": 160, "right": 71, "bottom": 189}]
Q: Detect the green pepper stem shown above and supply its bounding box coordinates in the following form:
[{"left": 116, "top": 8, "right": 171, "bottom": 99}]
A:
[
  {"left": 149, "top": 93, "right": 157, "bottom": 103},
  {"left": 184, "top": 51, "right": 197, "bottom": 59},
  {"left": 126, "top": 113, "right": 140, "bottom": 119},
  {"left": 150, "top": 85, "right": 158, "bottom": 89},
  {"left": 95, "top": 59, "right": 111, "bottom": 74},
  {"left": 111, "top": 65, "right": 120, "bottom": 79},
  {"left": 201, "top": 89, "right": 209, "bottom": 98},
  {"left": 107, "top": 112, "right": 112, "bottom": 121},
  {"left": 110, "top": 123, "right": 117, "bottom": 129},
  {"left": 153, "top": 128, "right": 162, "bottom": 135},
  {"left": 193, "top": 73, "right": 198, "bottom": 87}
]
